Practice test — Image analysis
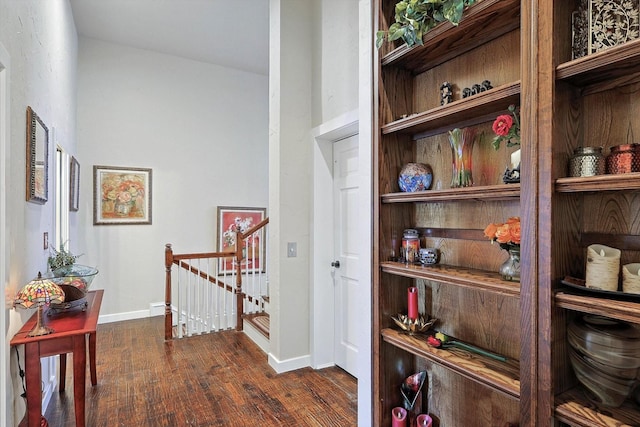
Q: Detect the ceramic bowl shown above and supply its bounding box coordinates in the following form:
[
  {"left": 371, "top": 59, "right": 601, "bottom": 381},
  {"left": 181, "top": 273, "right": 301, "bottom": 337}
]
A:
[
  {"left": 567, "top": 314, "right": 640, "bottom": 407},
  {"left": 569, "top": 347, "right": 636, "bottom": 407}
]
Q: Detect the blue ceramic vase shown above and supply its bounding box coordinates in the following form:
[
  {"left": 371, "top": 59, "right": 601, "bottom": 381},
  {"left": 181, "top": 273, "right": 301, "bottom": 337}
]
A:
[{"left": 398, "top": 163, "right": 433, "bottom": 192}]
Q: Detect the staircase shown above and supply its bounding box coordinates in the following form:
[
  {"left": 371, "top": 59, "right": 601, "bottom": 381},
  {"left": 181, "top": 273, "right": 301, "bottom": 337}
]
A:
[
  {"left": 243, "top": 296, "right": 270, "bottom": 352},
  {"left": 164, "top": 218, "right": 270, "bottom": 347}
]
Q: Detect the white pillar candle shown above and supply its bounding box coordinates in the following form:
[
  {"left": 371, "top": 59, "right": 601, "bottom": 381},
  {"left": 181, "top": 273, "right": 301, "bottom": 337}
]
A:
[
  {"left": 585, "top": 244, "right": 621, "bottom": 291},
  {"left": 623, "top": 263, "right": 640, "bottom": 294},
  {"left": 511, "top": 149, "right": 521, "bottom": 170}
]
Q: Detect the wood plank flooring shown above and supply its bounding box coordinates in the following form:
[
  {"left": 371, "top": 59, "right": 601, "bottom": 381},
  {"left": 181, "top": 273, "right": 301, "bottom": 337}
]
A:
[{"left": 44, "top": 316, "right": 357, "bottom": 426}]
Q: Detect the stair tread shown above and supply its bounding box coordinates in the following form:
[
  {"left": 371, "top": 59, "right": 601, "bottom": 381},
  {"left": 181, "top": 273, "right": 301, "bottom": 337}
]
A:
[{"left": 244, "top": 313, "right": 269, "bottom": 339}]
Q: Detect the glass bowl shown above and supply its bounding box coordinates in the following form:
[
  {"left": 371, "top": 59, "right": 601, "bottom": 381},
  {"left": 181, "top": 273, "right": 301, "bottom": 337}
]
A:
[{"left": 48, "top": 265, "right": 98, "bottom": 300}]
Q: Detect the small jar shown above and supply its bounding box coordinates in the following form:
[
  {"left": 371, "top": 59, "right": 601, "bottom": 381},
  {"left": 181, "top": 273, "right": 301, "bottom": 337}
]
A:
[
  {"left": 401, "top": 229, "right": 420, "bottom": 264},
  {"left": 569, "top": 147, "right": 605, "bottom": 177},
  {"left": 606, "top": 143, "right": 640, "bottom": 174}
]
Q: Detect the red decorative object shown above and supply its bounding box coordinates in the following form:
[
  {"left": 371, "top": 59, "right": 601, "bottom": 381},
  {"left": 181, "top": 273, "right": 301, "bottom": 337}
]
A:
[
  {"left": 392, "top": 407, "right": 407, "bottom": 427},
  {"left": 407, "top": 287, "right": 418, "bottom": 320}
]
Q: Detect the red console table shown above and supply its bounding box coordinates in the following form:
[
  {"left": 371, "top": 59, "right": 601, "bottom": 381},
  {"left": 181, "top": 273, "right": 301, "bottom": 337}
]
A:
[{"left": 11, "top": 289, "right": 103, "bottom": 427}]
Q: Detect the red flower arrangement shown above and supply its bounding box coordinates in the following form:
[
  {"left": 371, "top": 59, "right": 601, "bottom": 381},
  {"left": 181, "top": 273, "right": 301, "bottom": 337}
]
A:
[
  {"left": 484, "top": 217, "right": 521, "bottom": 249},
  {"left": 492, "top": 105, "right": 520, "bottom": 150}
]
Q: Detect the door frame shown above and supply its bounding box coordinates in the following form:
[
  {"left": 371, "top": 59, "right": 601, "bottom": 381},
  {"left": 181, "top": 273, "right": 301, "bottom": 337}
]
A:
[
  {"left": 310, "top": 109, "right": 358, "bottom": 370},
  {"left": 0, "top": 42, "right": 10, "bottom": 427}
]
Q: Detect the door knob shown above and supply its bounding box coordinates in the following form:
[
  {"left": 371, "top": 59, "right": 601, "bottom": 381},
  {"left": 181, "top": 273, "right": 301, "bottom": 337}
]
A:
[{"left": 331, "top": 260, "right": 340, "bottom": 268}]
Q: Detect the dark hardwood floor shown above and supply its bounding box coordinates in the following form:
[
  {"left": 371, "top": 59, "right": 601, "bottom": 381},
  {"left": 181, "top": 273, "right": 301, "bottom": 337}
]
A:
[{"left": 44, "top": 316, "right": 357, "bottom": 426}]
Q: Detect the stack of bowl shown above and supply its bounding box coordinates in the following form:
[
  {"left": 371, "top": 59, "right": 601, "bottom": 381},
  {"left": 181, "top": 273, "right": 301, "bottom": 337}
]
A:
[{"left": 568, "top": 314, "right": 640, "bottom": 407}]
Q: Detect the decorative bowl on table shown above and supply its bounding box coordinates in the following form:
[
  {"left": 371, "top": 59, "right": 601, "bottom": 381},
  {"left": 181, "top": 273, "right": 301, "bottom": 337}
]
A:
[
  {"left": 567, "top": 314, "right": 640, "bottom": 407},
  {"left": 46, "top": 265, "right": 99, "bottom": 313}
]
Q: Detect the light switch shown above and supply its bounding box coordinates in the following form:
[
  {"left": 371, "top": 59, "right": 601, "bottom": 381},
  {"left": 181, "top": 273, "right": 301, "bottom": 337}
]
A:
[
  {"left": 287, "top": 242, "right": 297, "bottom": 258},
  {"left": 43, "top": 232, "right": 48, "bottom": 250}
]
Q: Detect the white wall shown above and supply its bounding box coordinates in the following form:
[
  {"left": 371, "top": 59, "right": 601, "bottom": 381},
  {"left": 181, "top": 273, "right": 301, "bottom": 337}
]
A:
[
  {"left": 268, "top": 0, "right": 314, "bottom": 371},
  {"left": 272, "top": 1, "right": 372, "bottom": 424},
  {"left": 76, "top": 38, "right": 269, "bottom": 319},
  {"left": 312, "top": 0, "right": 360, "bottom": 127},
  {"left": 0, "top": 1, "right": 78, "bottom": 425}
]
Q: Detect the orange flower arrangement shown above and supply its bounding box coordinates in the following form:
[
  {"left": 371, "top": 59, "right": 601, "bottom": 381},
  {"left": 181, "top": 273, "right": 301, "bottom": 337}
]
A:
[{"left": 484, "top": 217, "right": 521, "bottom": 249}]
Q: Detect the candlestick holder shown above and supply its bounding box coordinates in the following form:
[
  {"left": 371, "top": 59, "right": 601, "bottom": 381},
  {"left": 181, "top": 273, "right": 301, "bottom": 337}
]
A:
[{"left": 391, "top": 314, "right": 437, "bottom": 335}]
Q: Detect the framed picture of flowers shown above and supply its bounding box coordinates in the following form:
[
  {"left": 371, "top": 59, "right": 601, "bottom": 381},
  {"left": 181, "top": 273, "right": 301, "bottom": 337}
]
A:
[
  {"left": 93, "top": 165, "right": 152, "bottom": 225},
  {"left": 216, "top": 206, "right": 266, "bottom": 273}
]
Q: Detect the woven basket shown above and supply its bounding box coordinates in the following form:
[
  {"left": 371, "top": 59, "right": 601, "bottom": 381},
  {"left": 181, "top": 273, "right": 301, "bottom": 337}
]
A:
[{"left": 585, "top": 244, "right": 621, "bottom": 291}]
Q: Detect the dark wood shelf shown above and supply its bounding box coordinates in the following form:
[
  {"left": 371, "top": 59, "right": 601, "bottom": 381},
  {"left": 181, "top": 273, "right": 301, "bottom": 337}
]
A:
[
  {"left": 381, "top": 81, "right": 520, "bottom": 138},
  {"left": 381, "top": 262, "right": 521, "bottom": 297},
  {"left": 556, "top": 39, "right": 640, "bottom": 88},
  {"left": 381, "top": 183, "right": 520, "bottom": 203},
  {"left": 381, "top": 328, "right": 520, "bottom": 398},
  {"left": 555, "top": 291, "right": 640, "bottom": 325},
  {"left": 555, "top": 388, "right": 640, "bottom": 427},
  {"left": 556, "top": 173, "right": 640, "bottom": 193},
  {"left": 380, "top": 0, "right": 520, "bottom": 75}
]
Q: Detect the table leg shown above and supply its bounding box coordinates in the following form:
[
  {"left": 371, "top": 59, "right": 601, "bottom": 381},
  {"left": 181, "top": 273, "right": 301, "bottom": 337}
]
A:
[
  {"left": 24, "top": 342, "right": 42, "bottom": 427},
  {"left": 89, "top": 332, "right": 97, "bottom": 386},
  {"left": 72, "top": 335, "right": 86, "bottom": 427},
  {"left": 59, "top": 353, "right": 67, "bottom": 392}
]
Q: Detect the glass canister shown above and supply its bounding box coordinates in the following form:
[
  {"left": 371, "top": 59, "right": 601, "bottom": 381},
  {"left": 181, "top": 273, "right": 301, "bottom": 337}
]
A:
[
  {"left": 401, "top": 229, "right": 420, "bottom": 264},
  {"left": 606, "top": 143, "right": 640, "bottom": 174},
  {"left": 569, "top": 147, "right": 605, "bottom": 177}
]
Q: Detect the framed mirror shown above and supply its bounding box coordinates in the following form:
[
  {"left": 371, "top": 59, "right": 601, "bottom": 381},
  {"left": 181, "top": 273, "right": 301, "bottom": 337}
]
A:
[{"left": 25, "top": 106, "right": 49, "bottom": 204}]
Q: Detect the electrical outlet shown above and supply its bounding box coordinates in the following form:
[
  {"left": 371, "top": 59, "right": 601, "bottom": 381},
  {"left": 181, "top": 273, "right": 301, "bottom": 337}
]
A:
[
  {"left": 43, "top": 232, "right": 48, "bottom": 250},
  {"left": 287, "top": 242, "right": 297, "bottom": 258}
]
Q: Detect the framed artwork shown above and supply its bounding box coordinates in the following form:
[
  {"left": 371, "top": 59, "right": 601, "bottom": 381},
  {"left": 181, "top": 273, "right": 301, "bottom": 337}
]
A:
[
  {"left": 216, "top": 206, "right": 266, "bottom": 273},
  {"left": 25, "top": 106, "right": 49, "bottom": 204},
  {"left": 69, "top": 156, "right": 80, "bottom": 212},
  {"left": 93, "top": 165, "right": 152, "bottom": 225}
]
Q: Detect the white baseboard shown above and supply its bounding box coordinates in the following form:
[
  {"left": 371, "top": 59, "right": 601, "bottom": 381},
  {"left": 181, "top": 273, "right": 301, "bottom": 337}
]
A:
[
  {"left": 98, "top": 309, "right": 150, "bottom": 324},
  {"left": 243, "top": 322, "right": 269, "bottom": 353},
  {"left": 97, "top": 302, "right": 169, "bottom": 324},
  {"left": 149, "top": 302, "right": 165, "bottom": 317},
  {"left": 268, "top": 352, "right": 311, "bottom": 374}
]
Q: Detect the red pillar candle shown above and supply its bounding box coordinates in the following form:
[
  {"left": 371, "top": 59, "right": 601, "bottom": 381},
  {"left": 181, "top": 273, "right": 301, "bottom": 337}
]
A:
[
  {"left": 408, "top": 286, "right": 418, "bottom": 320},
  {"left": 417, "top": 414, "right": 433, "bottom": 426},
  {"left": 392, "top": 407, "right": 407, "bottom": 427}
]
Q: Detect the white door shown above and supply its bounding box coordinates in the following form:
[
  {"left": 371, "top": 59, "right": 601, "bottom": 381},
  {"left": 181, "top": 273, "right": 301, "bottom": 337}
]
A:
[{"left": 333, "top": 134, "right": 360, "bottom": 376}]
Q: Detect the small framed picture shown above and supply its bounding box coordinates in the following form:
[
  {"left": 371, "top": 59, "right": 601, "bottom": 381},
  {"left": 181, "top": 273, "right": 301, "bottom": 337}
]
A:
[
  {"left": 69, "top": 156, "right": 80, "bottom": 212},
  {"left": 216, "top": 206, "right": 266, "bottom": 273},
  {"left": 93, "top": 165, "right": 152, "bottom": 225}
]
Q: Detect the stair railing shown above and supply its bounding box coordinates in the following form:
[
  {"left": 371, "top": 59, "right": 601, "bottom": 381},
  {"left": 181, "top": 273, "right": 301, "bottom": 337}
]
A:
[{"left": 164, "top": 217, "right": 269, "bottom": 340}]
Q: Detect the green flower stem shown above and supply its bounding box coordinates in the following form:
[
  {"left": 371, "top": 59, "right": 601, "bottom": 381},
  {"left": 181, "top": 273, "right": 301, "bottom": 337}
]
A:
[{"left": 443, "top": 340, "right": 507, "bottom": 362}]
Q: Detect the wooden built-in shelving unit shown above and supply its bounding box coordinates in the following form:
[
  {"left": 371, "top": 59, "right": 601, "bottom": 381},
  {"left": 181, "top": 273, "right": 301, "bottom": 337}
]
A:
[{"left": 373, "top": 0, "right": 640, "bottom": 426}]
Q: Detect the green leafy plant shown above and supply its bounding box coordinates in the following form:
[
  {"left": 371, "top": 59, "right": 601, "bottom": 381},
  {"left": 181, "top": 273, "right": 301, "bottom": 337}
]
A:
[
  {"left": 48, "top": 244, "right": 81, "bottom": 274},
  {"left": 376, "top": 0, "right": 477, "bottom": 49}
]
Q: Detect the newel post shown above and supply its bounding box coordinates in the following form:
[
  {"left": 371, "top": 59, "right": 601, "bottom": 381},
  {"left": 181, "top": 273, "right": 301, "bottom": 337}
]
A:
[
  {"left": 235, "top": 230, "right": 244, "bottom": 331},
  {"left": 164, "top": 244, "right": 173, "bottom": 340}
]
